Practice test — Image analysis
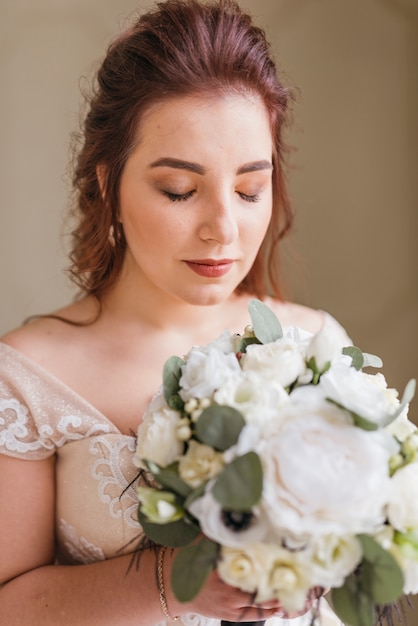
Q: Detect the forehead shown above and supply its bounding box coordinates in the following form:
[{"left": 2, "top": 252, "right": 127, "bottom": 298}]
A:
[{"left": 132, "top": 93, "right": 273, "bottom": 160}]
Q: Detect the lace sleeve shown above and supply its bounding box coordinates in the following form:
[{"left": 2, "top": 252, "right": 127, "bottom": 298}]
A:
[
  {"left": 0, "top": 392, "right": 56, "bottom": 459},
  {"left": 0, "top": 343, "right": 114, "bottom": 461}
]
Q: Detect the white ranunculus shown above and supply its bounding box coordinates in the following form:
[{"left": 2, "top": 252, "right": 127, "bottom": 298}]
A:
[
  {"left": 282, "top": 326, "right": 313, "bottom": 353},
  {"left": 188, "top": 490, "right": 270, "bottom": 548},
  {"left": 179, "top": 346, "right": 240, "bottom": 401},
  {"left": 241, "top": 338, "right": 307, "bottom": 388},
  {"left": 261, "top": 401, "right": 397, "bottom": 539},
  {"left": 308, "top": 534, "right": 363, "bottom": 587},
  {"left": 306, "top": 325, "right": 345, "bottom": 371},
  {"left": 134, "top": 392, "right": 184, "bottom": 468},
  {"left": 178, "top": 440, "right": 224, "bottom": 488},
  {"left": 214, "top": 370, "right": 289, "bottom": 425},
  {"left": 387, "top": 463, "right": 418, "bottom": 532},
  {"left": 218, "top": 543, "right": 312, "bottom": 613},
  {"left": 218, "top": 543, "right": 271, "bottom": 595},
  {"left": 320, "top": 364, "right": 401, "bottom": 426}
]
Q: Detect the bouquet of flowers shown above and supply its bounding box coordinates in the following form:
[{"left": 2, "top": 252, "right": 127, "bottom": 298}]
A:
[{"left": 133, "top": 299, "right": 417, "bottom": 626}]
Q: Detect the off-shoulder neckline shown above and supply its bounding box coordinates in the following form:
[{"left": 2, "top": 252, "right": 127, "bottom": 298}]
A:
[{"left": 0, "top": 341, "right": 125, "bottom": 437}]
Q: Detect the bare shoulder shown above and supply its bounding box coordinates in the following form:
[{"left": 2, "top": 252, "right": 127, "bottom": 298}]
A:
[
  {"left": 264, "top": 297, "right": 325, "bottom": 334},
  {"left": 0, "top": 298, "right": 97, "bottom": 365}
]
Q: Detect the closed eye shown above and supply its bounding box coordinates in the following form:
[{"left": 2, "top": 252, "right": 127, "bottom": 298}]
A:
[
  {"left": 238, "top": 192, "right": 260, "bottom": 203},
  {"left": 163, "top": 190, "right": 196, "bottom": 202}
]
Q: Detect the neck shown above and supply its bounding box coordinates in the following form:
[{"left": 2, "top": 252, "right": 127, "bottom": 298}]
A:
[{"left": 99, "top": 276, "right": 245, "bottom": 337}]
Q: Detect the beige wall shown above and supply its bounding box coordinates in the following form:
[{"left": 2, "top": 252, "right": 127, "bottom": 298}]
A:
[{"left": 1, "top": 0, "right": 416, "bottom": 390}]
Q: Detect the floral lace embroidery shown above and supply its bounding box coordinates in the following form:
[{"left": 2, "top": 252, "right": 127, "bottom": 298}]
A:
[
  {"left": 89, "top": 436, "right": 138, "bottom": 527},
  {"left": 0, "top": 397, "right": 112, "bottom": 455},
  {"left": 54, "top": 415, "right": 111, "bottom": 447},
  {"left": 59, "top": 518, "right": 105, "bottom": 564},
  {"left": 0, "top": 398, "right": 54, "bottom": 453}
]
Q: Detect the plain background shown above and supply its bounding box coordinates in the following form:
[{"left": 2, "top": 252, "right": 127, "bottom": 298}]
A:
[{"left": 0, "top": 0, "right": 418, "bottom": 620}]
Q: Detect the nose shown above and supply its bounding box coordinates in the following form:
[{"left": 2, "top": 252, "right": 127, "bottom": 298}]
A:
[{"left": 198, "top": 194, "right": 239, "bottom": 245}]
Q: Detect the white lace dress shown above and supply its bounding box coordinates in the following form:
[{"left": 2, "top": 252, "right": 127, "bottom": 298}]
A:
[{"left": 0, "top": 341, "right": 343, "bottom": 626}]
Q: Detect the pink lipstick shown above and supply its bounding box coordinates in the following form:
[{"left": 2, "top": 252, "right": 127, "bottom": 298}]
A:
[{"left": 185, "top": 259, "right": 234, "bottom": 278}]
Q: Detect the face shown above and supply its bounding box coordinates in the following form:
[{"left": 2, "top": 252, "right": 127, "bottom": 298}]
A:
[{"left": 118, "top": 93, "right": 273, "bottom": 307}]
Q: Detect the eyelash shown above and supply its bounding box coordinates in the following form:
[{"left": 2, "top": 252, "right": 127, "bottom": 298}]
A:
[
  {"left": 163, "top": 190, "right": 196, "bottom": 202},
  {"left": 163, "top": 190, "right": 260, "bottom": 203},
  {"left": 238, "top": 192, "right": 260, "bottom": 203}
]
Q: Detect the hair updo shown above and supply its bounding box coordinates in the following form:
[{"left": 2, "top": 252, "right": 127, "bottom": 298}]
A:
[{"left": 69, "top": 0, "right": 294, "bottom": 300}]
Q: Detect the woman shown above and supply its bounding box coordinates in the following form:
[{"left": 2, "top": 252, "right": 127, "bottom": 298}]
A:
[{"left": 0, "top": 1, "right": 348, "bottom": 624}]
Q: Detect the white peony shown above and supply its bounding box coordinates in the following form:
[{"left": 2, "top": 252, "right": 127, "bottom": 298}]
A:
[
  {"left": 179, "top": 346, "right": 240, "bottom": 401},
  {"left": 178, "top": 440, "right": 224, "bottom": 488},
  {"left": 214, "top": 369, "right": 289, "bottom": 425},
  {"left": 387, "top": 463, "right": 418, "bottom": 532},
  {"left": 241, "top": 338, "right": 307, "bottom": 388},
  {"left": 134, "top": 391, "right": 184, "bottom": 468},
  {"left": 320, "top": 364, "right": 401, "bottom": 426},
  {"left": 261, "top": 401, "right": 397, "bottom": 539}
]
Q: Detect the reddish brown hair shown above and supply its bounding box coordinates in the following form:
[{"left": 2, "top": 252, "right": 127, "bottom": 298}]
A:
[{"left": 69, "top": 0, "right": 294, "bottom": 300}]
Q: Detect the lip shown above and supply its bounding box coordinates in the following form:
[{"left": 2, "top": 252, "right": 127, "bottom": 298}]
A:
[{"left": 184, "top": 258, "right": 234, "bottom": 278}]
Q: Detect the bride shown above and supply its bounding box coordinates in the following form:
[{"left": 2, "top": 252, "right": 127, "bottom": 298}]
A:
[{"left": 0, "top": 1, "right": 348, "bottom": 624}]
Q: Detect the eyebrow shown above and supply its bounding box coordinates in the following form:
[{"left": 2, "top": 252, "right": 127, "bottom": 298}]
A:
[{"left": 149, "top": 157, "right": 273, "bottom": 175}]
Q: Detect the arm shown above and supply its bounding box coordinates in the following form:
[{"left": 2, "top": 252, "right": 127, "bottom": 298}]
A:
[{"left": 0, "top": 455, "right": 289, "bottom": 625}]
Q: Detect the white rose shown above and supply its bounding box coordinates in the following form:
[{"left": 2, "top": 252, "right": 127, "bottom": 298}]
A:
[
  {"left": 320, "top": 364, "right": 401, "bottom": 426},
  {"left": 134, "top": 392, "right": 184, "bottom": 468},
  {"left": 306, "top": 325, "right": 345, "bottom": 371},
  {"left": 188, "top": 490, "right": 269, "bottom": 548},
  {"left": 178, "top": 440, "right": 224, "bottom": 488},
  {"left": 179, "top": 346, "right": 240, "bottom": 401},
  {"left": 261, "top": 401, "right": 397, "bottom": 539},
  {"left": 218, "top": 543, "right": 271, "bottom": 595},
  {"left": 241, "top": 339, "right": 306, "bottom": 388},
  {"left": 214, "top": 370, "right": 289, "bottom": 425},
  {"left": 308, "top": 534, "right": 362, "bottom": 587},
  {"left": 387, "top": 463, "right": 418, "bottom": 532},
  {"left": 218, "top": 543, "right": 312, "bottom": 613}
]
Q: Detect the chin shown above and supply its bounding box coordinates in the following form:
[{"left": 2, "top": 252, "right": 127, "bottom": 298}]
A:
[{"left": 180, "top": 285, "right": 237, "bottom": 307}]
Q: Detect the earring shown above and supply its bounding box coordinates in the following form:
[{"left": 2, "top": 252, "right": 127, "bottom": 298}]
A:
[{"left": 108, "top": 224, "right": 116, "bottom": 247}]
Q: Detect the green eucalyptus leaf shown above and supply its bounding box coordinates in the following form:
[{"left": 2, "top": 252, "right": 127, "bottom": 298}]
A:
[
  {"left": 362, "top": 353, "right": 383, "bottom": 369},
  {"left": 331, "top": 575, "right": 375, "bottom": 626},
  {"left": 248, "top": 299, "right": 283, "bottom": 344},
  {"left": 138, "top": 509, "right": 199, "bottom": 547},
  {"left": 212, "top": 452, "right": 263, "bottom": 511},
  {"left": 343, "top": 346, "right": 364, "bottom": 371},
  {"left": 358, "top": 534, "right": 404, "bottom": 603},
  {"left": 350, "top": 412, "right": 379, "bottom": 432},
  {"left": 326, "top": 401, "right": 379, "bottom": 432},
  {"left": 237, "top": 336, "right": 262, "bottom": 353},
  {"left": 171, "top": 538, "right": 219, "bottom": 602},
  {"left": 163, "top": 356, "right": 185, "bottom": 404},
  {"left": 151, "top": 465, "right": 192, "bottom": 499},
  {"left": 195, "top": 404, "right": 245, "bottom": 451}
]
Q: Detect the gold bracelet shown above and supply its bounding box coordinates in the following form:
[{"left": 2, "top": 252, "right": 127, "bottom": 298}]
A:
[{"left": 158, "top": 547, "right": 179, "bottom": 622}]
